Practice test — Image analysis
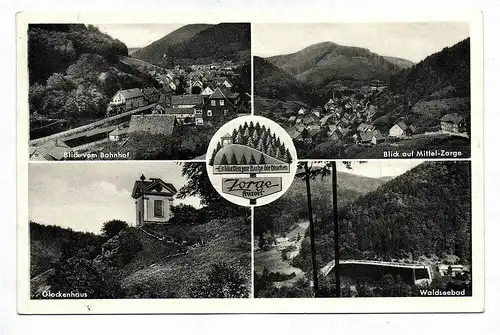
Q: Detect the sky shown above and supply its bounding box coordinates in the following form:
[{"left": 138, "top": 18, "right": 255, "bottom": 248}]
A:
[
  {"left": 331, "top": 160, "right": 423, "bottom": 179},
  {"left": 253, "top": 22, "right": 469, "bottom": 62},
  {"left": 94, "top": 24, "right": 185, "bottom": 49},
  {"left": 29, "top": 162, "right": 201, "bottom": 234}
]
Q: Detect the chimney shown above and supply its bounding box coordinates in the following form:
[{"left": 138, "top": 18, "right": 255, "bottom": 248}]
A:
[{"left": 140, "top": 174, "right": 145, "bottom": 181}]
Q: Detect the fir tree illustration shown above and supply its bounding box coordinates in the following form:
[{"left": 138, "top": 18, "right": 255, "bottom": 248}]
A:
[
  {"left": 246, "top": 136, "right": 255, "bottom": 148},
  {"left": 230, "top": 152, "right": 238, "bottom": 165},
  {"left": 255, "top": 122, "right": 261, "bottom": 135},
  {"left": 266, "top": 144, "right": 275, "bottom": 158},
  {"left": 277, "top": 146, "right": 286, "bottom": 161},
  {"left": 252, "top": 129, "right": 259, "bottom": 144},
  {"left": 248, "top": 153, "right": 257, "bottom": 165},
  {"left": 285, "top": 148, "right": 293, "bottom": 164},
  {"left": 265, "top": 135, "right": 273, "bottom": 148},
  {"left": 243, "top": 126, "right": 250, "bottom": 138},
  {"left": 259, "top": 153, "right": 266, "bottom": 164},
  {"left": 243, "top": 121, "right": 249, "bottom": 131},
  {"left": 232, "top": 128, "right": 238, "bottom": 142},
  {"left": 238, "top": 124, "right": 243, "bottom": 135},
  {"left": 209, "top": 148, "right": 217, "bottom": 166},
  {"left": 256, "top": 136, "right": 265, "bottom": 152},
  {"left": 220, "top": 153, "right": 229, "bottom": 165},
  {"left": 235, "top": 131, "right": 244, "bottom": 144},
  {"left": 249, "top": 121, "right": 255, "bottom": 133},
  {"left": 240, "top": 154, "right": 248, "bottom": 165},
  {"left": 280, "top": 142, "right": 286, "bottom": 155}
]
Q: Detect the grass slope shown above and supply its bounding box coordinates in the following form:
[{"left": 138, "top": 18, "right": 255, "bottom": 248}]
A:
[{"left": 120, "top": 218, "right": 251, "bottom": 298}]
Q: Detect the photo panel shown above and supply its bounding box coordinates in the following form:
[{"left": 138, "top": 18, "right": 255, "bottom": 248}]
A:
[
  {"left": 26, "top": 22, "right": 251, "bottom": 161},
  {"left": 253, "top": 23, "right": 473, "bottom": 160},
  {"left": 254, "top": 160, "right": 473, "bottom": 298},
  {"left": 27, "top": 161, "right": 252, "bottom": 300}
]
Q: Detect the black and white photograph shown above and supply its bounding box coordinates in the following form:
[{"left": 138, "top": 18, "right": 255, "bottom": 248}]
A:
[
  {"left": 28, "top": 162, "right": 251, "bottom": 299},
  {"left": 27, "top": 23, "right": 251, "bottom": 161},
  {"left": 254, "top": 160, "right": 472, "bottom": 298},
  {"left": 253, "top": 23, "right": 471, "bottom": 159}
]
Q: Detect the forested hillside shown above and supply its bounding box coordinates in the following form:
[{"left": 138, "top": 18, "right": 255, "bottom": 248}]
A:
[
  {"left": 134, "top": 23, "right": 251, "bottom": 67},
  {"left": 371, "top": 38, "right": 470, "bottom": 133},
  {"left": 291, "top": 161, "right": 471, "bottom": 273},
  {"left": 254, "top": 170, "right": 386, "bottom": 238},
  {"left": 28, "top": 24, "right": 159, "bottom": 137},
  {"left": 30, "top": 221, "right": 103, "bottom": 278},
  {"left": 266, "top": 42, "right": 404, "bottom": 87},
  {"left": 132, "top": 24, "right": 212, "bottom": 65}
]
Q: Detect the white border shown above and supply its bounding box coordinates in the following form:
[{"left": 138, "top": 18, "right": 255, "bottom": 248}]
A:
[{"left": 17, "top": 10, "right": 484, "bottom": 314}]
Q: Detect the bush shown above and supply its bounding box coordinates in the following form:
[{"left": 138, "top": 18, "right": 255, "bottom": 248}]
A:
[
  {"left": 188, "top": 261, "right": 248, "bottom": 298},
  {"left": 101, "top": 219, "right": 129, "bottom": 239}
]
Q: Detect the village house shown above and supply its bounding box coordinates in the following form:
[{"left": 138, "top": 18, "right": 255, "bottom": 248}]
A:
[
  {"left": 109, "top": 126, "right": 129, "bottom": 142},
  {"left": 188, "top": 79, "right": 204, "bottom": 95},
  {"left": 201, "top": 85, "right": 215, "bottom": 96},
  {"left": 297, "top": 107, "right": 307, "bottom": 115},
  {"left": 201, "top": 88, "right": 236, "bottom": 124},
  {"left": 440, "top": 113, "right": 466, "bottom": 134},
  {"left": 171, "top": 94, "right": 204, "bottom": 109},
  {"left": 288, "top": 115, "right": 297, "bottom": 124},
  {"left": 109, "top": 88, "right": 146, "bottom": 113},
  {"left": 29, "top": 139, "right": 70, "bottom": 161},
  {"left": 389, "top": 121, "right": 415, "bottom": 138},
  {"left": 303, "top": 116, "right": 315, "bottom": 126},
  {"left": 357, "top": 123, "right": 375, "bottom": 133},
  {"left": 213, "top": 76, "right": 233, "bottom": 88},
  {"left": 132, "top": 174, "right": 177, "bottom": 226},
  {"left": 141, "top": 87, "right": 160, "bottom": 103},
  {"left": 163, "top": 108, "right": 197, "bottom": 125},
  {"left": 128, "top": 114, "right": 177, "bottom": 136}
]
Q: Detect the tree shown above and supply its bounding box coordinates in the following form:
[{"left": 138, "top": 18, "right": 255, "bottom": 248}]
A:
[
  {"left": 101, "top": 219, "right": 128, "bottom": 239},
  {"left": 177, "top": 162, "right": 222, "bottom": 206},
  {"left": 246, "top": 137, "right": 255, "bottom": 148},
  {"left": 235, "top": 132, "right": 244, "bottom": 144},
  {"left": 285, "top": 148, "right": 293, "bottom": 164},
  {"left": 220, "top": 153, "right": 229, "bottom": 165},
  {"left": 240, "top": 155, "right": 248, "bottom": 165},
  {"left": 188, "top": 261, "right": 248, "bottom": 298},
  {"left": 257, "top": 137, "right": 265, "bottom": 152},
  {"left": 248, "top": 153, "right": 257, "bottom": 165},
  {"left": 259, "top": 153, "right": 266, "bottom": 164},
  {"left": 209, "top": 148, "right": 217, "bottom": 166},
  {"left": 230, "top": 152, "right": 238, "bottom": 165}
]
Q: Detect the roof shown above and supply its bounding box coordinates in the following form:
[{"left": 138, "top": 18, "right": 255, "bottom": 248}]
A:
[
  {"left": 116, "top": 88, "right": 144, "bottom": 100},
  {"left": 220, "top": 88, "right": 239, "bottom": 99},
  {"left": 171, "top": 94, "right": 204, "bottom": 106},
  {"left": 163, "top": 107, "right": 195, "bottom": 115},
  {"left": 440, "top": 113, "right": 464, "bottom": 124},
  {"left": 109, "top": 127, "right": 129, "bottom": 136},
  {"left": 303, "top": 116, "right": 315, "bottom": 124},
  {"left": 31, "top": 139, "right": 70, "bottom": 161},
  {"left": 128, "top": 114, "right": 176, "bottom": 135},
  {"left": 288, "top": 116, "right": 297, "bottom": 122},
  {"left": 396, "top": 122, "right": 408, "bottom": 131},
  {"left": 132, "top": 177, "right": 177, "bottom": 199},
  {"left": 286, "top": 128, "right": 301, "bottom": 139},
  {"left": 208, "top": 87, "right": 228, "bottom": 100}
]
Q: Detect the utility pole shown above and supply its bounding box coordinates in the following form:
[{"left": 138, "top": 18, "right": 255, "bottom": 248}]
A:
[
  {"left": 304, "top": 163, "right": 319, "bottom": 296},
  {"left": 331, "top": 161, "right": 341, "bottom": 297}
]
